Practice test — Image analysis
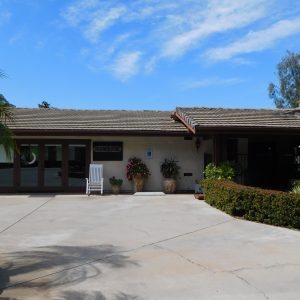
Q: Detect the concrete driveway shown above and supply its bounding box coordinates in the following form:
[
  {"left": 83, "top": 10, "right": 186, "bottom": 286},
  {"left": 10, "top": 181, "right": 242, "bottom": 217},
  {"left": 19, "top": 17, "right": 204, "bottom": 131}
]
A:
[{"left": 0, "top": 194, "right": 299, "bottom": 300}]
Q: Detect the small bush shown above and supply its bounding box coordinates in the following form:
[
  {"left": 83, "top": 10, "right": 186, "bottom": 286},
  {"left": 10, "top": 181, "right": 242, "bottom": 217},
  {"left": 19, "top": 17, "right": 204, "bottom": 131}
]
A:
[
  {"left": 160, "top": 158, "right": 180, "bottom": 179},
  {"left": 291, "top": 185, "right": 300, "bottom": 194},
  {"left": 109, "top": 176, "right": 123, "bottom": 186},
  {"left": 291, "top": 180, "right": 300, "bottom": 194},
  {"left": 203, "top": 161, "right": 236, "bottom": 180},
  {"left": 202, "top": 179, "right": 300, "bottom": 229},
  {"left": 126, "top": 157, "right": 150, "bottom": 181}
]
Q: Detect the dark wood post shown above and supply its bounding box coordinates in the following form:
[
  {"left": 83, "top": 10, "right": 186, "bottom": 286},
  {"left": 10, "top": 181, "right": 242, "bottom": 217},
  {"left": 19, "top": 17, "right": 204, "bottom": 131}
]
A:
[{"left": 213, "top": 135, "right": 222, "bottom": 166}]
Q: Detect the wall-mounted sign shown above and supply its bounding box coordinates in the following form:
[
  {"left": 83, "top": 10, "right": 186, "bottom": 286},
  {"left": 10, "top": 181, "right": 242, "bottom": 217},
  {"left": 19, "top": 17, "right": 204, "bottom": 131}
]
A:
[{"left": 145, "top": 148, "right": 153, "bottom": 159}]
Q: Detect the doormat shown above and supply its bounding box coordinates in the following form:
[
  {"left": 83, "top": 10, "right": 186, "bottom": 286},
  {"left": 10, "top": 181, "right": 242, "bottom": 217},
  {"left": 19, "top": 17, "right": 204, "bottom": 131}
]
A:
[{"left": 134, "top": 192, "right": 165, "bottom": 196}]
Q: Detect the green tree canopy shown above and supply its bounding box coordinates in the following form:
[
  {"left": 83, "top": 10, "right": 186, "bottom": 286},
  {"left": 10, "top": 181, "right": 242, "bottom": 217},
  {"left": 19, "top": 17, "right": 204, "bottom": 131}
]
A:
[
  {"left": 0, "top": 94, "right": 15, "bottom": 107},
  {"left": 38, "top": 101, "right": 51, "bottom": 108},
  {"left": 268, "top": 51, "right": 300, "bottom": 108},
  {"left": 0, "top": 71, "right": 15, "bottom": 158}
]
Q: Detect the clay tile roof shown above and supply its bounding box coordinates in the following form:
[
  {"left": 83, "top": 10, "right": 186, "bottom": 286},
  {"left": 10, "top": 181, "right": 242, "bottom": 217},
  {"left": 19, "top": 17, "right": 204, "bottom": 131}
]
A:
[
  {"left": 176, "top": 107, "right": 300, "bottom": 131},
  {"left": 8, "top": 108, "right": 187, "bottom": 134}
]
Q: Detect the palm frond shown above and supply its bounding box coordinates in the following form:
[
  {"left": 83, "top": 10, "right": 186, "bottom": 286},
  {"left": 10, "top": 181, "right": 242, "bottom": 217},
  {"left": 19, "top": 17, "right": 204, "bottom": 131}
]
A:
[
  {"left": 0, "top": 123, "right": 16, "bottom": 160},
  {"left": 0, "top": 102, "right": 14, "bottom": 123}
]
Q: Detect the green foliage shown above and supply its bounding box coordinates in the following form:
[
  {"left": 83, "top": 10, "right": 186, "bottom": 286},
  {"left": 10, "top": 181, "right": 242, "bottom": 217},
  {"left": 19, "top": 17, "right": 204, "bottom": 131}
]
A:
[
  {"left": 291, "top": 180, "right": 300, "bottom": 194},
  {"left": 268, "top": 51, "right": 300, "bottom": 108},
  {"left": 291, "top": 185, "right": 300, "bottom": 194},
  {"left": 160, "top": 158, "right": 180, "bottom": 179},
  {"left": 202, "top": 179, "right": 300, "bottom": 229},
  {"left": 0, "top": 94, "right": 15, "bottom": 107},
  {"left": 0, "top": 73, "right": 16, "bottom": 159},
  {"left": 126, "top": 157, "right": 150, "bottom": 181},
  {"left": 109, "top": 176, "right": 123, "bottom": 186},
  {"left": 203, "top": 161, "right": 236, "bottom": 180},
  {"left": 38, "top": 101, "right": 51, "bottom": 108}
]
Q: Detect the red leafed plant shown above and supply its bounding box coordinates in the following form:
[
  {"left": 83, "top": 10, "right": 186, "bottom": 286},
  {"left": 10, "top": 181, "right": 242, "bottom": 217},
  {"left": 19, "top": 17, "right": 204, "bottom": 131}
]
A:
[{"left": 126, "top": 157, "right": 150, "bottom": 181}]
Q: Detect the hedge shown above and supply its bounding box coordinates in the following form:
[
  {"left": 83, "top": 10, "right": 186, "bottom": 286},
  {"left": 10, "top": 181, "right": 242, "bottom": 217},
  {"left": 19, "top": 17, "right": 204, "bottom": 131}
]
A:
[{"left": 202, "top": 179, "right": 300, "bottom": 229}]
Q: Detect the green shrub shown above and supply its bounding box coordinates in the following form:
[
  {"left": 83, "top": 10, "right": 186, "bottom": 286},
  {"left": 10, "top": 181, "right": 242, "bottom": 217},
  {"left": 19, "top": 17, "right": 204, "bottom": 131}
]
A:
[
  {"left": 109, "top": 176, "right": 123, "bottom": 186},
  {"left": 291, "top": 184, "right": 300, "bottom": 194},
  {"left": 291, "top": 180, "right": 300, "bottom": 194},
  {"left": 160, "top": 158, "right": 180, "bottom": 179},
  {"left": 202, "top": 179, "right": 300, "bottom": 229},
  {"left": 203, "top": 161, "right": 236, "bottom": 180}
]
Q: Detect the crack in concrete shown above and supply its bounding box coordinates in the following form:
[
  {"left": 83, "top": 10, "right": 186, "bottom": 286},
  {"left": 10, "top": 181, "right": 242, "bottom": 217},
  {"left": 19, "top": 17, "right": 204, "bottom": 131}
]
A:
[
  {"left": 230, "top": 263, "right": 300, "bottom": 273},
  {"left": 154, "top": 244, "right": 210, "bottom": 271},
  {"left": 139, "top": 219, "right": 233, "bottom": 249},
  {"left": 0, "top": 196, "right": 55, "bottom": 235},
  {"left": 3, "top": 219, "right": 233, "bottom": 290},
  {"left": 229, "top": 271, "right": 270, "bottom": 300},
  {"left": 131, "top": 227, "right": 152, "bottom": 238},
  {"left": 154, "top": 244, "right": 272, "bottom": 300}
]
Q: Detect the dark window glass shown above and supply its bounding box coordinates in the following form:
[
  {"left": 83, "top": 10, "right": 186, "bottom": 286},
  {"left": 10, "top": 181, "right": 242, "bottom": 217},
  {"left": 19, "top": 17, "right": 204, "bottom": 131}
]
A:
[
  {"left": 20, "top": 144, "right": 39, "bottom": 187},
  {"left": 68, "top": 144, "right": 86, "bottom": 187},
  {"left": 93, "top": 142, "right": 123, "bottom": 161},
  {"left": 0, "top": 146, "right": 14, "bottom": 187},
  {"left": 44, "top": 144, "right": 62, "bottom": 187}
]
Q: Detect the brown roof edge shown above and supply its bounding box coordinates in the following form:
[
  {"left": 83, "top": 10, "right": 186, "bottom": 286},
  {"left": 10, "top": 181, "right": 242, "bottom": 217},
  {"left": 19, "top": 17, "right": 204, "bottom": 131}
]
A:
[
  {"left": 12, "top": 128, "right": 189, "bottom": 137},
  {"left": 172, "top": 111, "right": 196, "bottom": 134},
  {"left": 194, "top": 125, "right": 300, "bottom": 135}
]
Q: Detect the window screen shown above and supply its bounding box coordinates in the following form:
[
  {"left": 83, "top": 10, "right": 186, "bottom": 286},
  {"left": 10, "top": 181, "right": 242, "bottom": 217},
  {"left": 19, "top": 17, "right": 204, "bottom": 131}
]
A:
[{"left": 93, "top": 142, "right": 123, "bottom": 161}]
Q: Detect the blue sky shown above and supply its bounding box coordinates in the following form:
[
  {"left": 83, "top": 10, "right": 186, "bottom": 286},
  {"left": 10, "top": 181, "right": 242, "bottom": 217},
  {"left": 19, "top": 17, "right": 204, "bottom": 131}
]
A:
[{"left": 0, "top": 0, "right": 300, "bottom": 110}]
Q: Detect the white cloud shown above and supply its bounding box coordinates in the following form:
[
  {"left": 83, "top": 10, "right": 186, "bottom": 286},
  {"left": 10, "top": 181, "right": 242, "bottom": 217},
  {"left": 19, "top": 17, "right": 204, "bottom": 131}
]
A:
[
  {"left": 62, "top": 0, "right": 99, "bottom": 26},
  {"left": 8, "top": 31, "right": 23, "bottom": 45},
  {"left": 0, "top": 11, "right": 11, "bottom": 26},
  {"left": 161, "top": 0, "right": 269, "bottom": 58},
  {"left": 110, "top": 51, "right": 142, "bottom": 81},
  {"left": 206, "top": 18, "right": 300, "bottom": 61},
  {"left": 182, "top": 77, "right": 244, "bottom": 89},
  {"left": 84, "top": 6, "right": 126, "bottom": 43},
  {"left": 60, "top": 0, "right": 300, "bottom": 80},
  {"left": 144, "top": 56, "right": 158, "bottom": 74}
]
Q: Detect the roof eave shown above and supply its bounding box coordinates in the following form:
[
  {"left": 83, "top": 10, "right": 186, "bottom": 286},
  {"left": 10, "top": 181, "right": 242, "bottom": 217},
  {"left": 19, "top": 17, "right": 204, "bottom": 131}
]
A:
[
  {"left": 194, "top": 125, "right": 300, "bottom": 135},
  {"left": 12, "top": 128, "right": 188, "bottom": 137}
]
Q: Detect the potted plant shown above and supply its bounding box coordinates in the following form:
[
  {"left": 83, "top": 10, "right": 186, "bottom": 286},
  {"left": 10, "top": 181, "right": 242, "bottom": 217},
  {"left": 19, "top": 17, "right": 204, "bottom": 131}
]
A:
[
  {"left": 109, "top": 176, "right": 123, "bottom": 194},
  {"left": 126, "top": 157, "right": 151, "bottom": 192},
  {"left": 160, "top": 158, "right": 180, "bottom": 193}
]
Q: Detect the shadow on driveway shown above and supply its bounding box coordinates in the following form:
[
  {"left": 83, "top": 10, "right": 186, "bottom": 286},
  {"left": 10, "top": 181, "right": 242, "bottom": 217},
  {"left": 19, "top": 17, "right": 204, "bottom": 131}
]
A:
[
  {"left": 58, "top": 290, "right": 141, "bottom": 300},
  {"left": 0, "top": 245, "right": 137, "bottom": 294}
]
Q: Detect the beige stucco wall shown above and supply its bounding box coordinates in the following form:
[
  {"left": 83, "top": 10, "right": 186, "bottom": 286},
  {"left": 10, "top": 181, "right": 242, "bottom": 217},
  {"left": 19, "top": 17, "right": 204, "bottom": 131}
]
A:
[
  {"left": 91, "top": 136, "right": 213, "bottom": 192},
  {"left": 14, "top": 135, "right": 213, "bottom": 192}
]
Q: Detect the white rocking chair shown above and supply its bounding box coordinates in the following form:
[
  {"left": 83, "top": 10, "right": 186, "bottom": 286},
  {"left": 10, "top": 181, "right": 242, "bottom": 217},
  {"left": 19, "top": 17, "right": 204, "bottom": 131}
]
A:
[{"left": 86, "top": 164, "right": 104, "bottom": 195}]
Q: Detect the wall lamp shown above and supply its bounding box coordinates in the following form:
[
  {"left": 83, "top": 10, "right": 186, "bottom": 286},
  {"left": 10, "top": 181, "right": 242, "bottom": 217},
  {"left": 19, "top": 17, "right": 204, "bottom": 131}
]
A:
[{"left": 195, "top": 138, "right": 201, "bottom": 151}]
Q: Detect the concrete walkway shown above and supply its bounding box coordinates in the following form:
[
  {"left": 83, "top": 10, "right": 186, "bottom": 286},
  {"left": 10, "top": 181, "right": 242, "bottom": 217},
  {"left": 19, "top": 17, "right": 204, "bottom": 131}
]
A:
[{"left": 0, "top": 194, "right": 299, "bottom": 300}]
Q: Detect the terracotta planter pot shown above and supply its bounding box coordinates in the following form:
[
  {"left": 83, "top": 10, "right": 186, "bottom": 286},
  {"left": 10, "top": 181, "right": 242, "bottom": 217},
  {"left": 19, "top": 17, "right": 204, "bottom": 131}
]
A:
[
  {"left": 111, "top": 185, "right": 121, "bottom": 194},
  {"left": 164, "top": 178, "right": 176, "bottom": 194},
  {"left": 133, "top": 174, "right": 145, "bottom": 192}
]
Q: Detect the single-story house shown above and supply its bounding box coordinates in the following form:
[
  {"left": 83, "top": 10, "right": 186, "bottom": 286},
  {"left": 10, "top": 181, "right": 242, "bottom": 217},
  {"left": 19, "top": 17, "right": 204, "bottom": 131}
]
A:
[{"left": 1, "top": 106, "right": 300, "bottom": 193}]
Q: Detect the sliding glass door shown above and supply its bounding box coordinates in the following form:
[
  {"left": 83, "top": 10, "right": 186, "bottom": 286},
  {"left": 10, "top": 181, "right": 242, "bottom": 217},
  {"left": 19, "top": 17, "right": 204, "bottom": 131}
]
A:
[
  {"left": 0, "top": 146, "right": 14, "bottom": 187},
  {"left": 44, "top": 144, "right": 63, "bottom": 187},
  {"left": 9, "top": 140, "right": 91, "bottom": 192},
  {"left": 20, "top": 144, "right": 39, "bottom": 187},
  {"left": 68, "top": 144, "right": 87, "bottom": 187}
]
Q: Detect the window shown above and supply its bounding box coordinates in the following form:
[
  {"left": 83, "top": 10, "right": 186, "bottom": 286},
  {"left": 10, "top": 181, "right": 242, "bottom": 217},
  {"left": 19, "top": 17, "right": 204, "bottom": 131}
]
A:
[
  {"left": 0, "top": 146, "right": 14, "bottom": 187},
  {"left": 20, "top": 144, "right": 39, "bottom": 187},
  {"left": 93, "top": 142, "right": 123, "bottom": 161},
  {"left": 68, "top": 144, "right": 86, "bottom": 187}
]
